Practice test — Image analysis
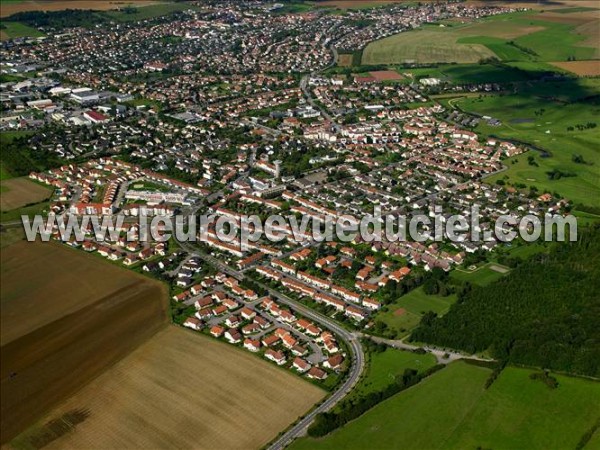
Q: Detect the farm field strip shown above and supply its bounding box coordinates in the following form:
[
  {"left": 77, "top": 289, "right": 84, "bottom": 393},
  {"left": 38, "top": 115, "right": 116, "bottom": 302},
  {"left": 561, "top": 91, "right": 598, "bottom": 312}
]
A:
[
  {"left": 550, "top": 60, "right": 600, "bottom": 76},
  {"left": 362, "top": 10, "right": 599, "bottom": 65},
  {"left": 0, "top": 177, "right": 51, "bottom": 211},
  {"left": 290, "top": 362, "right": 600, "bottom": 450},
  {"left": 0, "top": 0, "right": 162, "bottom": 17},
  {"left": 12, "top": 326, "right": 326, "bottom": 450},
  {"left": 0, "top": 242, "right": 168, "bottom": 443}
]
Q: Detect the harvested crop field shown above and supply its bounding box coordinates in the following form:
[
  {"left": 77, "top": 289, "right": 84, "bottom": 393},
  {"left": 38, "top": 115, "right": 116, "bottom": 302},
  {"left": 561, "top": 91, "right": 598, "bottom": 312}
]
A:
[
  {"left": 361, "top": 15, "right": 551, "bottom": 66},
  {"left": 534, "top": 10, "right": 600, "bottom": 26},
  {"left": 0, "top": 0, "right": 160, "bottom": 17},
  {"left": 465, "top": 1, "right": 597, "bottom": 10},
  {"left": 337, "top": 53, "right": 354, "bottom": 66},
  {"left": 0, "top": 242, "right": 168, "bottom": 443},
  {"left": 13, "top": 327, "right": 326, "bottom": 450},
  {"left": 0, "top": 178, "right": 50, "bottom": 211},
  {"left": 362, "top": 29, "right": 497, "bottom": 65},
  {"left": 312, "top": 0, "right": 411, "bottom": 8},
  {"left": 551, "top": 60, "right": 600, "bottom": 76},
  {"left": 291, "top": 362, "right": 600, "bottom": 450},
  {"left": 370, "top": 70, "right": 403, "bottom": 81}
]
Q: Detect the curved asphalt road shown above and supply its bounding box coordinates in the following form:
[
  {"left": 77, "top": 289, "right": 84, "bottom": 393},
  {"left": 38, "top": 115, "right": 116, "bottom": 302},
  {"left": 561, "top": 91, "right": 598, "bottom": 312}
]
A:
[
  {"left": 182, "top": 247, "right": 366, "bottom": 450},
  {"left": 262, "top": 285, "right": 365, "bottom": 450}
]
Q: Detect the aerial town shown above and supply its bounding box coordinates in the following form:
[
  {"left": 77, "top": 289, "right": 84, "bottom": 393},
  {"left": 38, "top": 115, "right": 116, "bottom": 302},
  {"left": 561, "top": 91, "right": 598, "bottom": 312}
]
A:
[
  {"left": 1, "top": 0, "right": 598, "bottom": 449},
  {"left": 1, "top": 0, "right": 573, "bottom": 400}
]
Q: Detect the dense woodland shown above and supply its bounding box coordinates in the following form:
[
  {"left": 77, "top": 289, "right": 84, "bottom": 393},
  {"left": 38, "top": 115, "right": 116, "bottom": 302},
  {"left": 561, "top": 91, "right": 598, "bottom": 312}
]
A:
[
  {"left": 411, "top": 225, "right": 600, "bottom": 377},
  {"left": 1, "top": 134, "right": 64, "bottom": 177},
  {"left": 7, "top": 10, "right": 109, "bottom": 29}
]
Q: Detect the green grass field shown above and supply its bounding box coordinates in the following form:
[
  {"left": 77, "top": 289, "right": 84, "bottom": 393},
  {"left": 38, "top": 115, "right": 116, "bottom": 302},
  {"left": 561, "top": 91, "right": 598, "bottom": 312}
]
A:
[
  {"left": 501, "top": 242, "right": 548, "bottom": 260},
  {"left": 450, "top": 263, "right": 509, "bottom": 287},
  {"left": 349, "top": 347, "right": 437, "bottom": 401},
  {"left": 0, "top": 21, "right": 44, "bottom": 40},
  {"left": 272, "top": 2, "right": 315, "bottom": 14},
  {"left": 362, "top": 11, "right": 598, "bottom": 65},
  {"left": 573, "top": 209, "right": 600, "bottom": 226},
  {"left": 399, "top": 62, "right": 560, "bottom": 85},
  {"left": 0, "top": 199, "right": 49, "bottom": 223},
  {"left": 0, "top": 131, "right": 31, "bottom": 144},
  {"left": 375, "top": 287, "right": 456, "bottom": 337},
  {"left": 291, "top": 362, "right": 600, "bottom": 450},
  {"left": 362, "top": 28, "right": 496, "bottom": 65},
  {"left": 455, "top": 78, "right": 600, "bottom": 207},
  {"left": 0, "top": 164, "right": 13, "bottom": 181}
]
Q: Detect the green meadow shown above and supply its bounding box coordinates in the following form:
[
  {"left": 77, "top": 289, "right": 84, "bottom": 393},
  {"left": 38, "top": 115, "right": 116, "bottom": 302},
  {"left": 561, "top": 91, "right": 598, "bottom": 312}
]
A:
[
  {"left": 450, "top": 263, "right": 509, "bottom": 287},
  {"left": 291, "top": 362, "right": 600, "bottom": 450},
  {"left": 362, "top": 11, "right": 598, "bottom": 65},
  {"left": 375, "top": 287, "right": 456, "bottom": 337},
  {"left": 0, "top": 21, "right": 44, "bottom": 40},
  {"left": 456, "top": 78, "right": 600, "bottom": 207},
  {"left": 459, "top": 16, "right": 597, "bottom": 62},
  {"left": 348, "top": 347, "right": 438, "bottom": 401}
]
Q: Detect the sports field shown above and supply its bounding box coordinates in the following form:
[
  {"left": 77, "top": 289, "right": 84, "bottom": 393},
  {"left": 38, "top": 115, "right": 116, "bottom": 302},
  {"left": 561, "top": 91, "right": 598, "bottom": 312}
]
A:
[
  {"left": 291, "top": 361, "right": 600, "bottom": 450},
  {"left": 0, "top": 241, "right": 168, "bottom": 443},
  {"left": 0, "top": 177, "right": 50, "bottom": 211},
  {"left": 13, "top": 326, "right": 325, "bottom": 450},
  {"left": 450, "top": 263, "right": 510, "bottom": 287},
  {"left": 337, "top": 53, "right": 354, "bottom": 66},
  {"left": 375, "top": 287, "right": 456, "bottom": 337}
]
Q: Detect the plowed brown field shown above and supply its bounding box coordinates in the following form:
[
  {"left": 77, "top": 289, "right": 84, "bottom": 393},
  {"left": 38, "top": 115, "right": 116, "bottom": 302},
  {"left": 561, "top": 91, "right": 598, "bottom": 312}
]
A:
[
  {"left": 0, "top": 242, "right": 168, "bottom": 443},
  {"left": 13, "top": 327, "right": 325, "bottom": 450}
]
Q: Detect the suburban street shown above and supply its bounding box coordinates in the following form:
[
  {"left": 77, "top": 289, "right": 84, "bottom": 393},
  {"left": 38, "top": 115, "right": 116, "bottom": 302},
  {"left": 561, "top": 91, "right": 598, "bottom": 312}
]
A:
[
  {"left": 257, "top": 284, "right": 365, "bottom": 450},
  {"left": 181, "top": 239, "right": 366, "bottom": 450}
]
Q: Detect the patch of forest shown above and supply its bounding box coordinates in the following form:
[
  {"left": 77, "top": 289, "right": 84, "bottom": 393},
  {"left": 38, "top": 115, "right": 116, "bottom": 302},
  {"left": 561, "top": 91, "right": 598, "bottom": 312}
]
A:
[{"left": 411, "top": 225, "right": 600, "bottom": 377}]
